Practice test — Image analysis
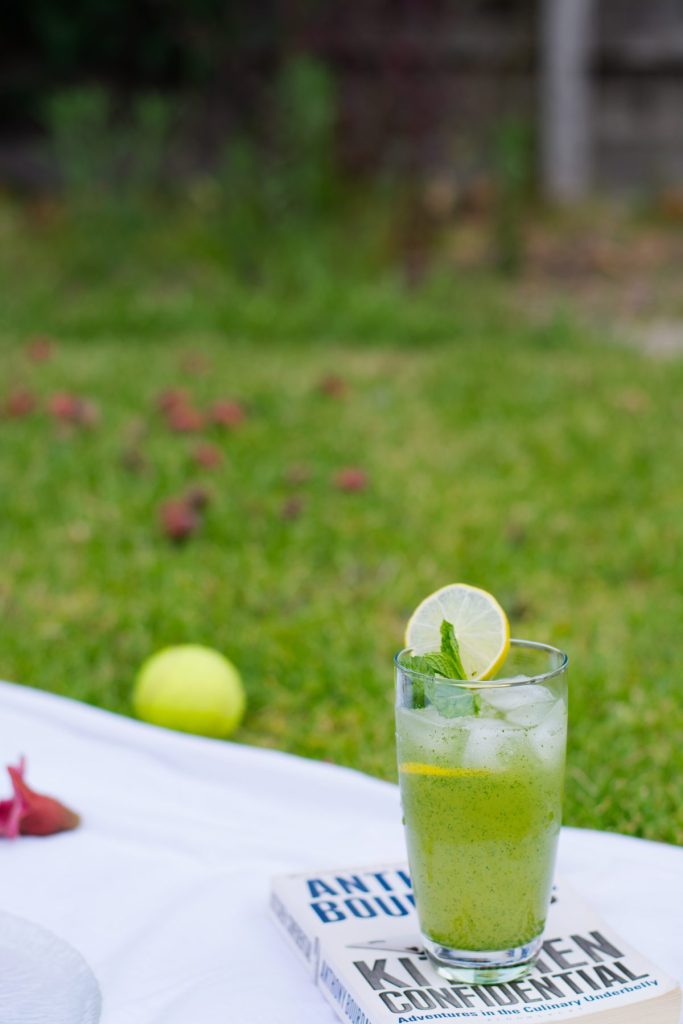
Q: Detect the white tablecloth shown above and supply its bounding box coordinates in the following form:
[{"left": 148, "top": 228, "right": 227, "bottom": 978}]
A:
[{"left": 0, "top": 680, "right": 681, "bottom": 1023}]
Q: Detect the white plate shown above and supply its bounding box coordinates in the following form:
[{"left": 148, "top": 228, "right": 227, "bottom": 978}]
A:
[{"left": 0, "top": 911, "right": 101, "bottom": 1024}]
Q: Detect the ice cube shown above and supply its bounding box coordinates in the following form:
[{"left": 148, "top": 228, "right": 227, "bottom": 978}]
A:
[
  {"left": 461, "top": 719, "right": 523, "bottom": 771},
  {"left": 397, "top": 705, "right": 473, "bottom": 763},
  {"left": 479, "top": 683, "right": 556, "bottom": 727},
  {"left": 529, "top": 700, "right": 567, "bottom": 765}
]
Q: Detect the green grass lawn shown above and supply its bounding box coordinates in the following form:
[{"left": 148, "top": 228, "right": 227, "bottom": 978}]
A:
[{"left": 1, "top": 200, "right": 682, "bottom": 845}]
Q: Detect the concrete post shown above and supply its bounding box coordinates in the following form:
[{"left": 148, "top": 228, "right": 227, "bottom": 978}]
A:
[{"left": 540, "top": 0, "right": 595, "bottom": 201}]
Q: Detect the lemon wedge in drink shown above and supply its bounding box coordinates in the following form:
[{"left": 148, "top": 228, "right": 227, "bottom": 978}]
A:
[
  {"left": 399, "top": 762, "right": 492, "bottom": 778},
  {"left": 405, "top": 583, "right": 509, "bottom": 680}
]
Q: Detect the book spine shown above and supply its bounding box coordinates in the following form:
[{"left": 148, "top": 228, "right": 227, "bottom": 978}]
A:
[
  {"left": 269, "top": 888, "right": 320, "bottom": 979},
  {"left": 269, "top": 887, "right": 382, "bottom": 1024},
  {"left": 315, "top": 947, "right": 381, "bottom": 1024}
]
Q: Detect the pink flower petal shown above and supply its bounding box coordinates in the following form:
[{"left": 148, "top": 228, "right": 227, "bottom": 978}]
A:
[
  {"left": 0, "top": 758, "right": 80, "bottom": 838},
  {"left": 0, "top": 795, "right": 25, "bottom": 838}
]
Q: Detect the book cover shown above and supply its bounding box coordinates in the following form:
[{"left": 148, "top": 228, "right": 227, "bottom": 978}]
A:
[{"left": 270, "top": 862, "right": 681, "bottom": 1024}]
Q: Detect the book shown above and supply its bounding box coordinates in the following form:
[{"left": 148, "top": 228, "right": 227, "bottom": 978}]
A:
[{"left": 270, "top": 862, "right": 681, "bottom": 1024}]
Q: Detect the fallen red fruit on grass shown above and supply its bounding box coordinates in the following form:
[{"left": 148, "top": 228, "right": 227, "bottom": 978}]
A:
[
  {"left": 120, "top": 447, "right": 148, "bottom": 475},
  {"left": 76, "top": 399, "right": 100, "bottom": 428},
  {"left": 157, "top": 389, "right": 190, "bottom": 414},
  {"left": 160, "top": 498, "right": 200, "bottom": 543},
  {"left": 48, "top": 393, "right": 100, "bottom": 427},
  {"left": 318, "top": 374, "right": 347, "bottom": 398},
  {"left": 4, "top": 389, "right": 37, "bottom": 418},
  {"left": 334, "top": 467, "right": 368, "bottom": 492},
  {"left": 167, "top": 404, "right": 205, "bottom": 433},
  {"left": 185, "top": 485, "right": 212, "bottom": 512},
  {"left": 0, "top": 758, "right": 80, "bottom": 838},
  {"left": 192, "top": 443, "right": 223, "bottom": 469},
  {"left": 48, "top": 392, "right": 79, "bottom": 421},
  {"left": 26, "top": 336, "right": 55, "bottom": 363},
  {"left": 280, "top": 496, "right": 304, "bottom": 520},
  {"left": 211, "top": 400, "right": 246, "bottom": 428}
]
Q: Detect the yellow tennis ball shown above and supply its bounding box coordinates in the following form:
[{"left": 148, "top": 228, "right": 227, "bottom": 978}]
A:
[{"left": 133, "top": 645, "right": 245, "bottom": 738}]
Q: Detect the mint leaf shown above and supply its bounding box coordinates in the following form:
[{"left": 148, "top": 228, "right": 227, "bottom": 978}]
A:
[
  {"left": 406, "top": 651, "right": 458, "bottom": 678},
  {"left": 439, "top": 619, "right": 467, "bottom": 679},
  {"left": 402, "top": 619, "right": 478, "bottom": 717},
  {"left": 428, "top": 684, "right": 477, "bottom": 718},
  {"left": 403, "top": 619, "right": 467, "bottom": 681}
]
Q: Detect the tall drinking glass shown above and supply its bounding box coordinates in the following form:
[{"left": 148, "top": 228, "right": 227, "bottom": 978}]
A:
[{"left": 395, "top": 639, "right": 568, "bottom": 984}]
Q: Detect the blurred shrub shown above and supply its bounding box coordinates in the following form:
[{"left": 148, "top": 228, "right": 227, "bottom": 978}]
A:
[
  {"left": 43, "top": 86, "right": 173, "bottom": 277},
  {"left": 492, "top": 119, "right": 534, "bottom": 276},
  {"left": 46, "top": 87, "right": 113, "bottom": 197},
  {"left": 214, "top": 55, "right": 341, "bottom": 282},
  {"left": 38, "top": 58, "right": 491, "bottom": 296},
  {"left": 39, "top": 57, "right": 382, "bottom": 289},
  {"left": 274, "top": 56, "right": 336, "bottom": 219},
  {"left": 46, "top": 87, "right": 172, "bottom": 202},
  {"left": 123, "top": 94, "right": 173, "bottom": 199}
]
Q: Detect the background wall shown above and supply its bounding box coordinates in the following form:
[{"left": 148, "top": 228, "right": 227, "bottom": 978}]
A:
[{"left": 2, "top": 0, "right": 683, "bottom": 194}]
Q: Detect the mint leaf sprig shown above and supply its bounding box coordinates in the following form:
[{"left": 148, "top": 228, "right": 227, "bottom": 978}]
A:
[
  {"left": 403, "top": 620, "right": 479, "bottom": 717},
  {"left": 404, "top": 619, "right": 467, "bottom": 678}
]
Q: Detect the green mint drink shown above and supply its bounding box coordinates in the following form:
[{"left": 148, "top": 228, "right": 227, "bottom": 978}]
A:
[{"left": 395, "top": 638, "right": 568, "bottom": 984}]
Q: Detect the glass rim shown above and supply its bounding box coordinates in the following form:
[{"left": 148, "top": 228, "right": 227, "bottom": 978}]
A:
[{"left": 394, "top": 638, "right": 568, "bottom": 689}]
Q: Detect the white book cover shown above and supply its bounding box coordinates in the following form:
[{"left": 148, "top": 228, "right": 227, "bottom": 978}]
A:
[{"left": 270, "top": 862, "right": 681, "bottom": 1024}]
